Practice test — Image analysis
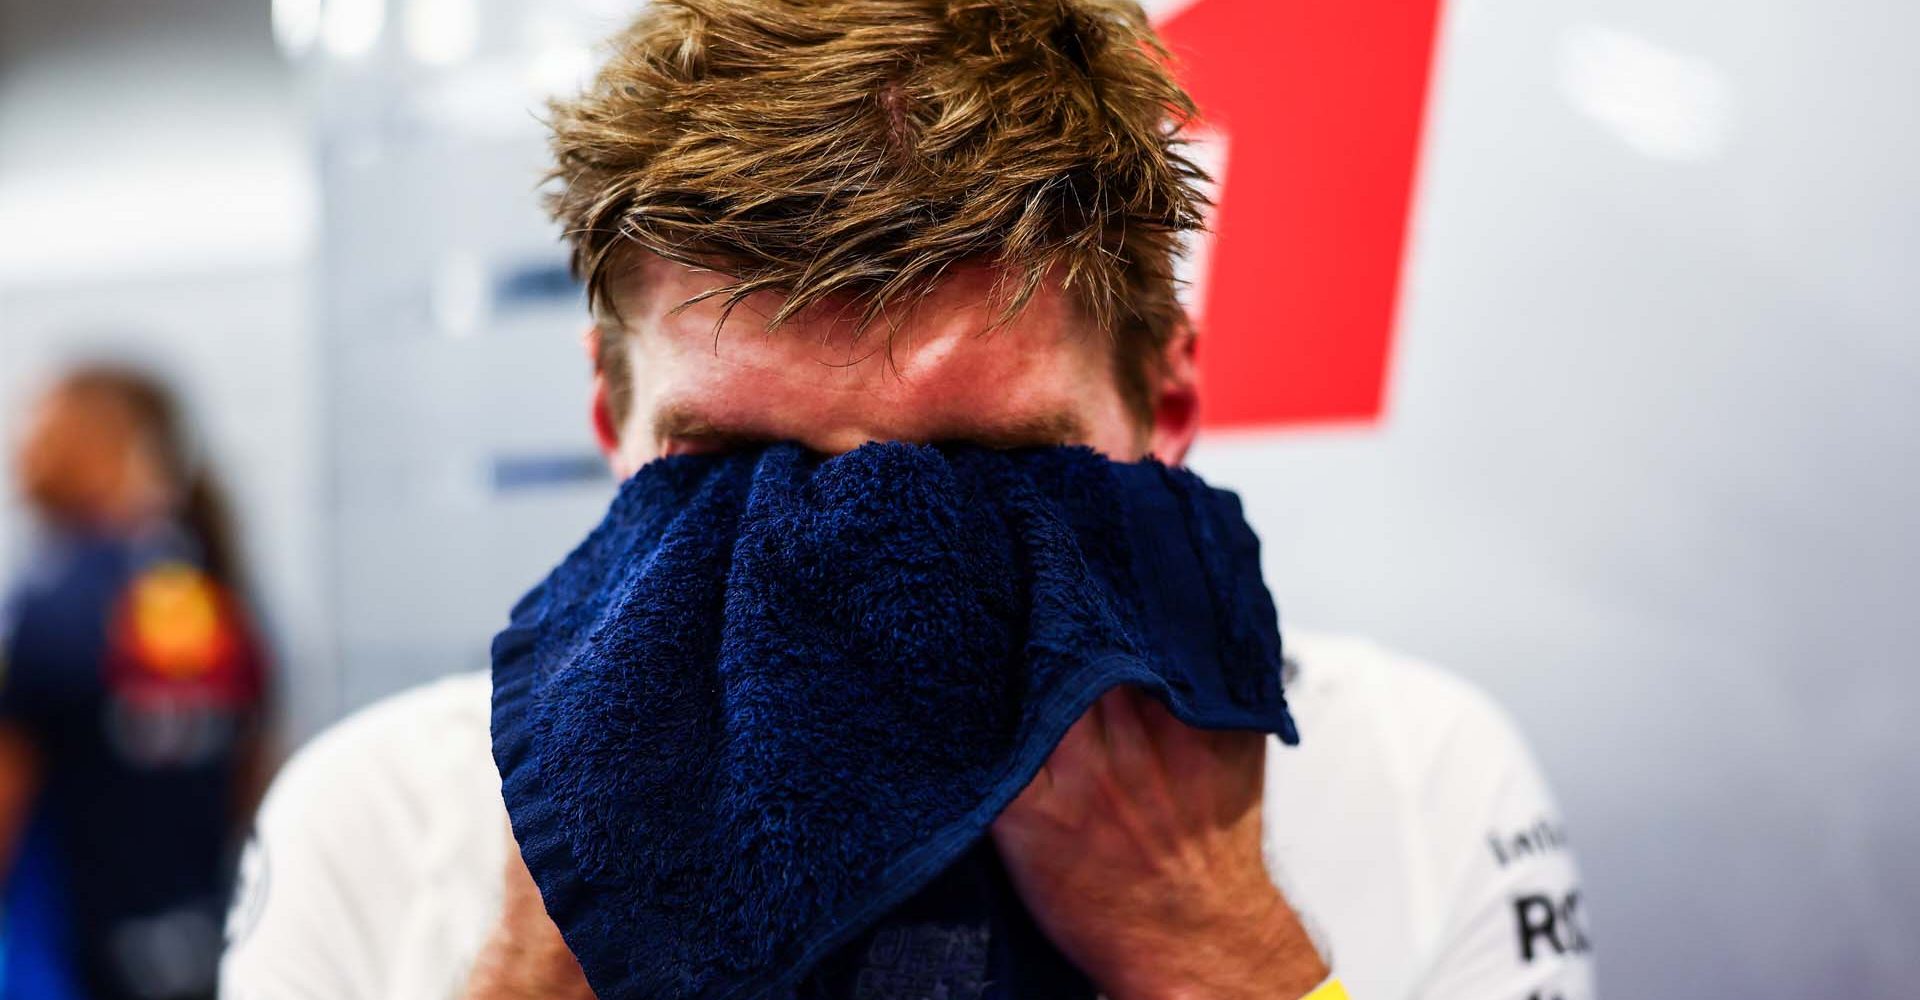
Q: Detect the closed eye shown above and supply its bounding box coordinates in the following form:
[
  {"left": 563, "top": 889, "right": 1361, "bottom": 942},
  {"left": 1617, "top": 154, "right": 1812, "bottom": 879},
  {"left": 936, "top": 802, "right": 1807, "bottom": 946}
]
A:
[
  {"left": 659, "top": 429, "right": 773, "bottom": 457},
  {"left": 652, "top": 406, "right": 774, "bottom": 456}
]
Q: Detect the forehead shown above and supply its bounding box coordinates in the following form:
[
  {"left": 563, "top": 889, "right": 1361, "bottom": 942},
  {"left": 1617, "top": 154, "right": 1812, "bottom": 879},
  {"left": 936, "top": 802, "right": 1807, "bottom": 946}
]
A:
[{"left": 609, "top": 258, "right": 1128, "bottom": 448}]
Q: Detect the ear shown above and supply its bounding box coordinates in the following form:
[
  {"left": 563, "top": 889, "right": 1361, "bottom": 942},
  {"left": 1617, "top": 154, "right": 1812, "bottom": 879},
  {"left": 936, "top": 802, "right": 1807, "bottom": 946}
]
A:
[
  {"left": 586, "top": 326, "right": 621, "bottom": 460},
  {"left": 1145, "top": 325, "right": 1201, "bottom": 465}
]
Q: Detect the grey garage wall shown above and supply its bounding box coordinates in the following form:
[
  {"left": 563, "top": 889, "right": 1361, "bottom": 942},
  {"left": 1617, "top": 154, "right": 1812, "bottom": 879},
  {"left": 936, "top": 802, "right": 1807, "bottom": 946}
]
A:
[{"left": 1193, "top": 0, "right": 1920, "bottom": 996}]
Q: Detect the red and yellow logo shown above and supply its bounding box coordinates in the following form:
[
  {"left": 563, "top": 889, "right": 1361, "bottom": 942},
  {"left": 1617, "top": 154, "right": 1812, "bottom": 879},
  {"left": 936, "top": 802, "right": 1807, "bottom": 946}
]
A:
[{"left": 118, "top": 562, "right": 236, "bottom": 682}]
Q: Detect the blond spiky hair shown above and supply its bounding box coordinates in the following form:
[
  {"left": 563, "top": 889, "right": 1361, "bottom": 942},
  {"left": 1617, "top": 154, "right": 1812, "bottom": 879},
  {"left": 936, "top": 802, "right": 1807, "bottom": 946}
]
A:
[{"left": 548, "top": 0, "right": 1209, "bottom": 421}]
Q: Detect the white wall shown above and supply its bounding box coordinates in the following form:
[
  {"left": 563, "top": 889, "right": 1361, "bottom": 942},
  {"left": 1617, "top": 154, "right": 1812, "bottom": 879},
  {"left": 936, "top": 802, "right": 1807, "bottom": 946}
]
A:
[{"left": 1192, "top": 0, "right": 1920, "bottom": 996}]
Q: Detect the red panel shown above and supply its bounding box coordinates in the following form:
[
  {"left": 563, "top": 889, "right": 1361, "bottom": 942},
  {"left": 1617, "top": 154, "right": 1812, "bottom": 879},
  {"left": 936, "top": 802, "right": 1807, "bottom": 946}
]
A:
[{"left": 1157, "top": 0, "right": 1443, "bottom": 428}]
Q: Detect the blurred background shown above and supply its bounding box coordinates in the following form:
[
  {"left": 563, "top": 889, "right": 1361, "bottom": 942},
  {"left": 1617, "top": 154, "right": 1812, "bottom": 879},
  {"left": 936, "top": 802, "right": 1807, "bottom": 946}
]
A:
[{"left": 1, "top": 0, "right": 1915, "bottom": 997}]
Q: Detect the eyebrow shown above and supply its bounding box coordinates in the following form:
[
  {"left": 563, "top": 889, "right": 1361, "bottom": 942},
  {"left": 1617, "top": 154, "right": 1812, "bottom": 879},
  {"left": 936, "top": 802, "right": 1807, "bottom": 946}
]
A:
[
  {"left": 652, "top": 405, "right": 750, "bottom": 444},
  {"left": 650, "top": 405, "right": 1088, "bottom": 450},
  {"left": 953, "top": 410, "right": 1089, "bottom": 449}
]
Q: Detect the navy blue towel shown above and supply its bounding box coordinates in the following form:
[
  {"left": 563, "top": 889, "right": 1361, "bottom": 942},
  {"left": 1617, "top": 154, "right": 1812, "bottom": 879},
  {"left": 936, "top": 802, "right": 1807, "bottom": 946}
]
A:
[{"left": 491, "top": 442, "right": 1297, "bottom": 999}]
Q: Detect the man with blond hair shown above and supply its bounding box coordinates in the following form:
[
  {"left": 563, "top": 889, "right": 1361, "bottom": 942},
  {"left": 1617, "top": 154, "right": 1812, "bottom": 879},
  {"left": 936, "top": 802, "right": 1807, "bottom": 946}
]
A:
[{"left": 221, "top": 2, "right": 1594, "bottom": 998}]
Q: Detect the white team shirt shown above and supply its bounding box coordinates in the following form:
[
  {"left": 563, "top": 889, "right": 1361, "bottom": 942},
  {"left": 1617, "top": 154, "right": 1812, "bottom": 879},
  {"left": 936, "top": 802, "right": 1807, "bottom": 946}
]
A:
[{"left": 220, "top": 633, "right": 1595, "bottom": 1000}]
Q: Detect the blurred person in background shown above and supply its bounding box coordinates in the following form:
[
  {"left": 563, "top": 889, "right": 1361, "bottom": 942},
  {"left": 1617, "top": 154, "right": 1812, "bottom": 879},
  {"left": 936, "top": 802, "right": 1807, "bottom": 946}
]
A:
[{"left": 0, "top": 366, "right": 272, "bottom": 1000}]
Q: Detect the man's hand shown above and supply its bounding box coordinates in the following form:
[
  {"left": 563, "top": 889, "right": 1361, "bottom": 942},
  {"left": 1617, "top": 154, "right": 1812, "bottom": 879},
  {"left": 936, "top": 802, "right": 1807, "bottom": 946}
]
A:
[
  {"left": 463, "top": 832, "right": 596, "bottom": 1000},
  {"left": 991, "top": 687, "right": 1328, "bottom": 1000}
]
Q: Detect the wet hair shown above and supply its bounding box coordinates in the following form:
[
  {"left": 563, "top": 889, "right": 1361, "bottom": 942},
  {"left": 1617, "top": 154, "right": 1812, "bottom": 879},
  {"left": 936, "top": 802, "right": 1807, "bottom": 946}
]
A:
[{"left": 546, "top": 0, "right": 1209, "bottom": 425}]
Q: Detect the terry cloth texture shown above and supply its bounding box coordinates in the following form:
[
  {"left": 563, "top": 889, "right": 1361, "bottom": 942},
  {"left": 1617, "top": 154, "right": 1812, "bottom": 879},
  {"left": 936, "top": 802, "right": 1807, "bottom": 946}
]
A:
[{"left": 491, "top": 442, "right": 1297, "bottom": 999}]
